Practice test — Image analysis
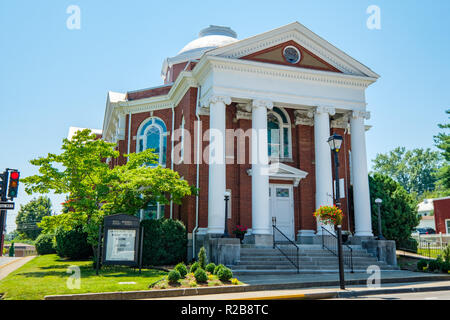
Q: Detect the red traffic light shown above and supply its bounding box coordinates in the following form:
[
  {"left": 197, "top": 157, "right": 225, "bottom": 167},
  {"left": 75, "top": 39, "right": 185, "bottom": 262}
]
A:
[{"left": 10, "top": 171, "right": 19, "bottom": 180}]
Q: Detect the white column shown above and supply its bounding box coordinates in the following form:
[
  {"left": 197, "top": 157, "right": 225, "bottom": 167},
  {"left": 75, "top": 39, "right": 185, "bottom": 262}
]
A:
[
  {"left": 251, "top": 99, "right": 273, "bottom": 238},
  {"left": 350, "top": 110, "right": 373, "bottom": 237},
  {"left": 207, "top": 95, "right": 231, "bottom": 234},
  {"left": 313, "top": 106, "right": 335, "bottom": 234}
]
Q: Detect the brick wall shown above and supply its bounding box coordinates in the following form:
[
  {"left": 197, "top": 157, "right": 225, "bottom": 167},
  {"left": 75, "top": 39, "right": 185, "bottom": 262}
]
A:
[{"left": 433, "top": 198, "right": 450, "bottom": 234}]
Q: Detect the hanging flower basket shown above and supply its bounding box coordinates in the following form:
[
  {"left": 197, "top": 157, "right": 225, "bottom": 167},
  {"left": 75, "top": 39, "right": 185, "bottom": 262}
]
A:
[{"left": 313, "top": 205, "right": 344, "bottom": 226}]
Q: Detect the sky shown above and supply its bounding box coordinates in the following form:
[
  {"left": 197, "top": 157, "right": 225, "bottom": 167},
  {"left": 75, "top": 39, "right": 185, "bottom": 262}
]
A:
[{"left": 0, "top": 0, "right": 449, "bottom": 233}]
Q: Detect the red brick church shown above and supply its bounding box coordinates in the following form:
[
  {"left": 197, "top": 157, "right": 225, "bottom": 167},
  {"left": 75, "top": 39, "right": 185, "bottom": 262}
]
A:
[{"left": 70, "top": 22, "right": 380, "bottom": 259}]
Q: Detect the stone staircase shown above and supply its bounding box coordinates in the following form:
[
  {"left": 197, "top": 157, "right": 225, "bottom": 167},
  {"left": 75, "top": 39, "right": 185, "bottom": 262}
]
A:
[{"left": 229, "top": 244, "right": 399, "bottom": 275}]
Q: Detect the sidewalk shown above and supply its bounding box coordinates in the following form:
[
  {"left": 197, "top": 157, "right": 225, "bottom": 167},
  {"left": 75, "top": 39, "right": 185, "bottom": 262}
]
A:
[
  {"left": 147, "top": 280, "right": 450, "bottom": 300},
  {"left": 0, "top": 256, "right": 36, "bottom": 281}
]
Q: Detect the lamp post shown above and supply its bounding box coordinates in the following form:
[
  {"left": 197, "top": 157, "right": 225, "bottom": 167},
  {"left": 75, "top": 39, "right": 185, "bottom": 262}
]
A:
[
  {"left": 222, "top": 192, "right": 230, "bottom": 238},
  {"left": 327, "top": 133, "right": 345, "bottom": 290},
  {"left": 375, "top": 198, "right": 384, "bottom": 240}
]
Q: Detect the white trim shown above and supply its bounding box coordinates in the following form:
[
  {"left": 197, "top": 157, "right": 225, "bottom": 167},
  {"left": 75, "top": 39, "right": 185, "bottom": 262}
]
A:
[{"left": 446, "top": 219, "right": 450, "bottom": 234}]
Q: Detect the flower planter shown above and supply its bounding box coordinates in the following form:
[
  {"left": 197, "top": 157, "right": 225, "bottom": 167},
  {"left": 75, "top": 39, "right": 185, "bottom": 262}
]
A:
[{"left": 236, "top": 234, "right": 245, "bottom": 244}]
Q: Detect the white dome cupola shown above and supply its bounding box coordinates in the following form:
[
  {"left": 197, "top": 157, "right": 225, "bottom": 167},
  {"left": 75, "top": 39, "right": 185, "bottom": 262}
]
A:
[{"left": 161, "top": 25, "right": 238, "bottom": 82}]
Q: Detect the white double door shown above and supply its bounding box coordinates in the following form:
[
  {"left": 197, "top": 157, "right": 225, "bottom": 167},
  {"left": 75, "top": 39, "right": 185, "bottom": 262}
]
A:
[{"left": 269, "top": 184, "right": 295, "bottom": 241}]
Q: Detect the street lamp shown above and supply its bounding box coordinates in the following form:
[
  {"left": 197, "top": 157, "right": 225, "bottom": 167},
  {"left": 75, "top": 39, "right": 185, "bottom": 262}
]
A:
[
  {"left": 328, "top": 133, "right": 345, "bottom": 290},
  {"left": 375, "top": 198, "right": 384, "bottom": 240},
  {"left": 222, "top": 191, "right": 231, "bottom": 238}
]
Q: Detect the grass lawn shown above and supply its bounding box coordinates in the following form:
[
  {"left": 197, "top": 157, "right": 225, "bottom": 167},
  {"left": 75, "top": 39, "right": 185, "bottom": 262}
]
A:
[{"left": 0, "top": 254, "right": 167, "bottom": 300}]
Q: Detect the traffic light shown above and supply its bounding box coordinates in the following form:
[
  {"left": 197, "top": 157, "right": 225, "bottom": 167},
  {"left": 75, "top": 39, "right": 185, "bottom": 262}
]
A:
[
  {"left": 0, "top": 171, "right": 7, "bottom": 200},
  {"left": 7, "top": 171, "right": 19, "bottom": 199}
]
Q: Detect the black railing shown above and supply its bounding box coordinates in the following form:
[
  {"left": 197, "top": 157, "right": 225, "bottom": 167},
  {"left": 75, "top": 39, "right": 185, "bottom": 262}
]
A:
[
  {"left": 321, "top": 226, "right": 354, "bottom": 273},
  {"left": 272, "top": 223, "right": 299, "bottom": 273}
]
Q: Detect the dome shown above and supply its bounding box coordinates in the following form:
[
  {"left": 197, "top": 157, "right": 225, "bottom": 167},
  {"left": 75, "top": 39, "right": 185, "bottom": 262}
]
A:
[
  {"left": 162, "top": 25, "right": 238, "bottom": 80},
  {"left": 178, "top": 25, "right": 238, "bottom": 55}
]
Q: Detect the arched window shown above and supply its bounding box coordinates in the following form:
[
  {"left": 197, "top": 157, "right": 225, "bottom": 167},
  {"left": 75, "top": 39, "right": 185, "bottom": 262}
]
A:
[
  {"left": 137, "top": 117, "right": 168, "bottom": 167},
  {"left": 267, "top": 107, "right": 292, "bottom": 160}
]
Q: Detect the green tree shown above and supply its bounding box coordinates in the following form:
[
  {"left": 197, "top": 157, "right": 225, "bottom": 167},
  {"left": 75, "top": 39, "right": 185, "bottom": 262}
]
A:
[
  {"left": 434, "top": 109, "right": 450, "bottom": 190},
  {"left": 372, "top": 147, "right": 441, "bottom": 197},
  {"left": 15, "top": 196, "right": 53, "bottom": 240},
  {"left": 369, "top": 173, "right": 420, "bottom": 245},
  {"left": 22, "top": 129, "right": 193, "bottom": 247}
]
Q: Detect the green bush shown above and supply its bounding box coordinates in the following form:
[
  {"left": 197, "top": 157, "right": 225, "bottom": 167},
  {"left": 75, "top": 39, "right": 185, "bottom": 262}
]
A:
[
  {"left": 198, "top": 246, "right": 207, "bottom": 269},
  {"left": 35, "top": 234, "right": 56, "bottom": 255},
  {"left": 213, "top": 264, "right": 226, "bottom": 275},
  {"left": 141, "top": 218, "right": 187, "bottom": 266},
  {"left": 194, "top": 268, "right": 207, "bottom": 283},
  {"left": 8, "top": 242, "right": 15, "bottom": 257},
  {"left": 167, "top": 270, "right": 181, "bottom": 284},
  {"left": 441, "top": 261, "right": 450, "bottom": 273},
  {"left": 217, "top": 267, "right": 233, "bottom": 281},
  {"left": 417, "top": 259, "right": 428, "bottom": 271},
  {"left": 442, "top": 245, "right": 450, "bottom": 263},
  {"left": 55, "top": 226, "right": 93, "bottom": 260},
  {"left": 205, "top": 263, "right": 216, "bottom": 274},
  {"left": 428, "top": 259, "right": 441, "bottom": 272},
  {"left": 175, "top": 263, "right": 188, "bottom": 278},
  {"left": 190, "top": 261, "right": 200, "bottom": 274}
]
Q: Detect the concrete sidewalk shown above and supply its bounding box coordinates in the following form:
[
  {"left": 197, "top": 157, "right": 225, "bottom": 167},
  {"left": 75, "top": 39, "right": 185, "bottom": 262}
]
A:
[
  {"left": 147, "top": 280, "right": 450, "bottom": 300},
  {"left": 0, "top": 256, "right": 36, "bottom": 280}
]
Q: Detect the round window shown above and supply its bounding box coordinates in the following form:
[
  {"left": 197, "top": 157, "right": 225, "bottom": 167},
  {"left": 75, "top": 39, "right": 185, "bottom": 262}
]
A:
[{"left": 283, "top": 46, "right": 301, "bottom": 64}]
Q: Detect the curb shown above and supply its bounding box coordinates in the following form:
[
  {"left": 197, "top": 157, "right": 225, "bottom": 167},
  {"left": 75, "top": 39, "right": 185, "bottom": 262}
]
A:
[
  {"left": 336, "top": 285, "right": 450, "bottom": 299},
  {"left": 44, "top": 274, "right": 450, "bottom": 300}
]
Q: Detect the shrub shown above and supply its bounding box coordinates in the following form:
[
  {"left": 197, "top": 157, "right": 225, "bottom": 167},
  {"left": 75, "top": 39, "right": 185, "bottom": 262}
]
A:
[
  {"left": 35, "top": 234, "right": 56, "bottom": 255},
  {"left": 417, "top": 259, "right": 428, "bottom": 271},
  {"left": 55, "top": 226, "right": 93, "bottom": 260},
  {"left": 190, "top": 262, "right": 200, "bottom": 274},
  {"left": 205, "top": 263, "right": 216, "bottom": 274},
  {"left": 194, "top": 268, "right": 208, "bottom": 283},
  {"left": 141, "top": 218, "right": 187, "bottom": 266},
  {"left": 441, "top": 261, "right": 450, "bottom": 273},
  {"left": 428, "top": 259, "right": 441, "bottom": 272},
  {"left": 8, "top": 242, "right": 15, "bottom": 257},
  {"left": 167, "top": 270, "right": 181, "bottom": 284},
  {"left": 198, "top": 246, "right": 207, "bottom": 269},
  {"left": 213, "top": 264, "right": 226, "bottom": 275},
  {"left": 442, "top": 245, "right": 450, "bottom": 263},
  {"left": 175, "top": 263, "right": 188, "bottom": 278},
  {"left": 217, "top": 267, "right": 233, "bottom": 282},
  {"left": 231, "top": 278, "right": 239, "bottom": 285}
]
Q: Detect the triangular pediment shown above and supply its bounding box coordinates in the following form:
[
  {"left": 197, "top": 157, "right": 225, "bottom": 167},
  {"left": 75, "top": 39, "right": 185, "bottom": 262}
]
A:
[
  {"left": 268, "top": 162, "right": 308, "bottom": 187},
  {"left": 240, "top": 40, "right": 341, "bottom": 73},
  {"left": 205, "top": 22, "right": 379, "bottom": 78}
]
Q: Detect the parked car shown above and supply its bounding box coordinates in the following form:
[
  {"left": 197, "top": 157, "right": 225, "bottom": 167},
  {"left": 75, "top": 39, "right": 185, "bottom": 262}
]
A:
[{"left": 413, "top": 227, "right": 436, "bottom": 235}]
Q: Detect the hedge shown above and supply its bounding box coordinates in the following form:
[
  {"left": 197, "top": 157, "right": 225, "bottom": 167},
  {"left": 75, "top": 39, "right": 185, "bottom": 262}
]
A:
[
  {"left": 35, "top": 234, "right": 56, "bottom": 255},
  {"left": 141, "top": 218, "right": 187, "bottom": 266},
  {"left": 55, "top": 226, "right": 93, "bottom": 260}
]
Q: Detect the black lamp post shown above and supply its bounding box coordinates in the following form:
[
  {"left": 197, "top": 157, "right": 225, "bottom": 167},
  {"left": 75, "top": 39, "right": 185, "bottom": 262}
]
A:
[
  {"left": 375, "top": 198, "right": 384, "bottom": 240},
  {"left": 327, "top": 133, "right": 345, "bottom": 290},
  {"left": 222, "top": 192, "right": 230, "bottom": 238}
]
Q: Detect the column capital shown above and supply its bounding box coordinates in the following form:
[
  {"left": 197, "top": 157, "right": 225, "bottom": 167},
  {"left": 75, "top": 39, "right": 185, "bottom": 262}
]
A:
[
  {"left": 252, "top": 99, "right": 273, "bottom": 110},
  {"left": 315, "top": 105, "right": 336, "bottom": 116},
  {"left": 351, "top": 110, "right": 371, "bottom": 120},
  {"left": 208, "top": 95, "right": 232, "bottom": 106}
]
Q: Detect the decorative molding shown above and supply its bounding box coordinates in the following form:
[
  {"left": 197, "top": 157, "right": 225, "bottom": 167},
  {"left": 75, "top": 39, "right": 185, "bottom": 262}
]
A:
[
  {"left": 252, "top": 99, "right": 273, "bottom": 110},
  {"left": 315, "top": 105, "right": 336, "bottom": 116},
  {"left": 351, "top": 110, "right": 371, "bottom": 120},
  {"left": 294, "top": 110, "right": 314, "bottom": 126},
  {"left": 208, "top": 95, "right": 232, "bottom": 106},
  {"left": 235, "top": 103, "right": 252, "bottom": 120},
  {"left": 331, "top": 113, "right": 350, "bottom": 129}
]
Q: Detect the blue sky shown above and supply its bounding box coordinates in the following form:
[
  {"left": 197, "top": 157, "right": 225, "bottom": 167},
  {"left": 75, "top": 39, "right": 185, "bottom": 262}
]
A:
[{"left": 1, "top": 0, "right": 449, "bottom": 232}]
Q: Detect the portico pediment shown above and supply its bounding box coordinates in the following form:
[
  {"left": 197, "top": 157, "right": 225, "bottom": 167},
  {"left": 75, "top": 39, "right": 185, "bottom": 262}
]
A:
[
  {"left": 247, "top": 162, "right": 308, "bottom": 187},
  {"left": 205, "top": 22, "right": 379, "bottom": 78}
]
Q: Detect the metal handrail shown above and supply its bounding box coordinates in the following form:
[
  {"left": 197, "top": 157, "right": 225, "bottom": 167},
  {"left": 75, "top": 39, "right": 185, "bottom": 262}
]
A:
[
  {"left": 321, "top": 226, "right": 354, "bottom": 273},
  {"left": 272, "top": 224, "right": 299, "bottom": 273}
]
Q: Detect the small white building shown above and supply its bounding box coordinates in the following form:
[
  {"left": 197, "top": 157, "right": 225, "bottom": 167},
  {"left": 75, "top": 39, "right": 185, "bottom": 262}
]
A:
[{"left": 417, "top": 199, "right": 436, "bottom": 230}]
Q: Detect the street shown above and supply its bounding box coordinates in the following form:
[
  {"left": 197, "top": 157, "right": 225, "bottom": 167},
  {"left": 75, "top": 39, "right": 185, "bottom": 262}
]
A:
[{"left": 333, "top": 290, "right": 450, "bottom": 300}]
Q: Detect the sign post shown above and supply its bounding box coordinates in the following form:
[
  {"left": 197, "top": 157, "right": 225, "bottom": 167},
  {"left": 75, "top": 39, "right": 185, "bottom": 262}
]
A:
[{"left": 98, "top": 214, "right": 142, "bottom": 273}]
